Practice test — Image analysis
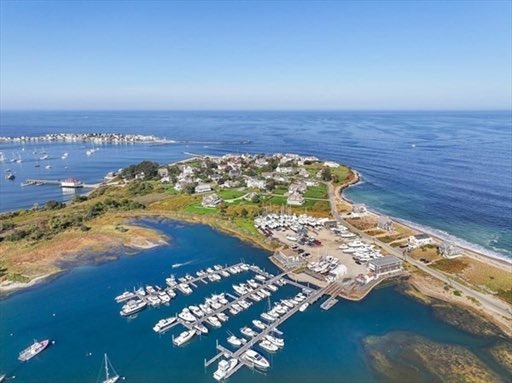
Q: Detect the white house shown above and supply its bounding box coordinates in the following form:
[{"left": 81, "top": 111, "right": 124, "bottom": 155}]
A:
[
  {"left": 287, "top": 192, "right": 305, "bottom": 206},
  {"left": 195, "top": 183, "right": 212, "bottom": 193},
  {"left": 408, "top": 234, "right": 433, "bottom": 248},
  {"left": 202, "top": 193, "right": 222, "bottom": 208},
  {"left": 324, "top": 161, "right": 339, "bottom": 168},
  {"left": 246, "top": 177, "right": 267, "bottom": 189},
  {"left": 275, "top": 166, "right": 294, "bottom": 174}
]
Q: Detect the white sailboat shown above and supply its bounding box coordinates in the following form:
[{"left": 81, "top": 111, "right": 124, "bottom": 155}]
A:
[{"left": 101, "top": 353, "right": 120, "bottom": 383}]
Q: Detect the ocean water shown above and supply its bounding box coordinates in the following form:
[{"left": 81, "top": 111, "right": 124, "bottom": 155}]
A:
[
  {"left": 0, "top": 221, "right": 507, "bottom": 382},
  {"left": 0, "top": 110, "right": 511, "bottom": 259}
]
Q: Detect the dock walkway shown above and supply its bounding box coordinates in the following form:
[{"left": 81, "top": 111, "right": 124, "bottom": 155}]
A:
[{"left": 204, "top": 282, "right": 336, "bottom": 380}]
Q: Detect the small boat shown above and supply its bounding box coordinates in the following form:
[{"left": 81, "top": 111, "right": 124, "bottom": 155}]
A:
[
  {"left": 120, "top": 299, "right": 147, "bottom": 316},
  {"left": 194, "top": 323, "right": 209, "bottom": 335},
  {"left": 217, "top": 313, "right": 229, "bottom": 322},
  {"left": 190, "top": 305, "right": 204, "bottom": 318},
  {"left": 101, "top": 353, "right": 120, "bottom": 383},
  {"left": 241, "top": 349, "right": 270, "bottom": 369},
  {"left": 265, "top": 334, "right": 284, "bottom": 348},
  {"left": 115, "top": 291, "right": 136, "bottom": 303},
  {"left": 213, "top": 358, "right": 238, "bottom": 381},
  {"left": 259, "top": 339, "right": 278, "bottom": 352},
  {"left": 178, "top": 308, "right": 196, "bottom": 322},
  {"left": 153, "top": 316, "right": 177, "bottom": 333},
  {"left": 173, "top": 330, "right": 195, "bottom": 346},
  {"left": 299, "top": 303, "right": 309, "bottom": 312},
  {"left": 255, "top": 275, "right": 266, "bottom": 282},
  {"left": 261, "top": 313, "right": 275, "bottom": 322},
  {"left": 18, "top": 339, "right": 51, "bottom": 361},
  {"left": 5, "top": 172, "right": 15, "bottom": 181},
  {"left": 205, "top": 316, "right": 222, "bottom": 328},
  {"left": 241, "top": 327, "right": 257, "bottom": 338},
  {"left": 227, "top": 335, "right": 246, "bottom": 347},
  {"left": 0, "top": 373, "right": 5, "bottom": 382},
  {"left": 252, "top": 319, "right": 266, "bottom": 330},
  {"left": 177, "top": 283, "right": 193, "bottom": 295}
]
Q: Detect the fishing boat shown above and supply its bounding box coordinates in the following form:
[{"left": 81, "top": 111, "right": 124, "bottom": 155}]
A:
[
  {"left": 213, "top": 359, "right": 238, "bottom": 381},
  {"left": 227, "top": 335, "right": 246, "bottom": 347},
  {"left": 241, "top": 349, "right": 270, "bottom": 369},
  {"left": 18, "top": 339, "right": 51, "bottom": 362},
  {"left": 101, "top": 353, "right": 120, "bottom": 383},
  {"left": 153, "top": 316, "right": 177, "bottom": 333},
  {"left": 173, "top": 330, "right": 195, "bottom": 346},
  {"left": 259, "top": 339, "right": 278, "bottom": 352}
]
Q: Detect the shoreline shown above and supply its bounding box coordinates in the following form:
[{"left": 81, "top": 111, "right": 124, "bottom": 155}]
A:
[{"left": 340, "top": 171, "right": 512, "bottom": 269}]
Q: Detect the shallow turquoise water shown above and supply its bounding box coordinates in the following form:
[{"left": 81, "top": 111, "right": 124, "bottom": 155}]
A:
[{"left": 0, "top": 221, "right": 505, "bottom": 382}]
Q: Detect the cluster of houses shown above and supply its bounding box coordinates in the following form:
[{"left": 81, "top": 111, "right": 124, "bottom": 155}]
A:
[{"left": 156, "top": 153, "right": 337, "bottom": 207}]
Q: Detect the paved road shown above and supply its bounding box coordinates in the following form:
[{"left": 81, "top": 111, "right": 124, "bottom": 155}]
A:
[{"left": 327, "top": 183, "right": 512, "bottom": 320}]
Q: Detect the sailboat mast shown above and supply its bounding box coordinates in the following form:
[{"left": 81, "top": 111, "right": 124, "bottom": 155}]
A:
[{"left": 104, "top": 353, "right": 109, "bottom": 379}]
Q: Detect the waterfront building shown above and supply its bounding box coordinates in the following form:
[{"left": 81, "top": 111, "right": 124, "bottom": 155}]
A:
[
  {"left": 323, "top": 161, "right": 339, "bottom": 168},
  {"left": 408, "top": 233, "right": 433, "bottom": 248},
  {"left": 274, "top": 248, "right": 304, "bottom": 269},
  {"left": 439, "top": 241, "right": 461, "bottom": 259},
  {"left": 367, "top": 256, "right": 403, "bottom": 277},
  {"left": 377, "top": 216, "right": 394, "bottom": 232}
]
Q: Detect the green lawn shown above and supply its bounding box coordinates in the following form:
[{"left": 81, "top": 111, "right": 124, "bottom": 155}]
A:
[
  {"left": 268, "top": 196, "right": 288, "bottom": 205},
  {"left": 304, "top": 183, "right": 328, "bottom": 199},
  {"left": 183, "top": 204, "right": 218, "bottom": 216},
  {"left": 303, "top": 199, "right": 331, "bottom": 211},
  {"left": 332, "top": 166, "right": 350, "bottom": 185},
  {"left": 218, "top": 189, "right": 246, "bottom": 200},
  {"left": 273, "top": 186, "right": 288, "bottom": 195}
]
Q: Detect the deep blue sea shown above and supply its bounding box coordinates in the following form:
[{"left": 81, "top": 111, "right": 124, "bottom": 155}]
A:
[
  {"left": 1, "top": 111, "right": 511, "bottom": 259},
  {"left": 0, "top": 221, "right": 507, "bottom": 382}
]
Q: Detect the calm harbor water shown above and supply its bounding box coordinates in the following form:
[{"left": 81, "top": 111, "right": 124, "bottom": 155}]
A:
[
  {"left": 0, "top": 221, "right": 507, "bottom": 382},
  {"left": 1, "top": 111, "right": 510, "bottom": 259}
]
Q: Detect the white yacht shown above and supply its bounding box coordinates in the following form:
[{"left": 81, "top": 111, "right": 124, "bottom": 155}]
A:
[
  {"left": 158, "top": 291, "right": 171, "bottom": 303},
  {"left": 115, "top": 291, "right": 135, "bottom": 303},
  {"left": 217, "top": 313, "right": 229, "bottom": 322},
  {"left": 173, "top": 330, "right": 195, "bottom": 346},
  {"left": 206, "top": 316, "right": 222, "bottom": 328},
  {"left": 259, "top": 339, "right": 278, "bottom": 352},
  {"left": 120, "top": 299, "right": 147, "bottom": 316},
  {"left": 213, "top": 359, "right": 238, "bottom": 381},
  {"left": 227, "top": 335, "right": 246, "bottom": 347},
  {"left": 153, "top": 317, "right": 177, "bottom": 333},
  {"left": 265, "top": 334, "right": 284, "bottom": 348},
  {"left": 189, "top": 305, "right": 204, "bottom": 318},
  {"left": 299, "top": 302, "right": 309, "bottom": 312},
  {"left": 18, "top": 339, "right": 51, "bottom": 362},
  {"left": 194, "top": 323, "right": 209, "bottom": 334},
  {"left": 261, "top": 313, "right": 275, "bottom": 322},
  {"left": 252, "top": 319, "right": 266, "bottom": 330},
  {"left": 241, "top": 327, "right": 258, "bottom": 338},
  {"left": 241, "top": 349, "right": 270, "bottom": 369},
  {"left": 178, "top": 308, "right": 196, "bottom": 322},
  {"left": 177, "top": 283, "right": 193, "bottom": 295},
  {"left": 255, "top": 275, "right": 267, "bottom": 282}
]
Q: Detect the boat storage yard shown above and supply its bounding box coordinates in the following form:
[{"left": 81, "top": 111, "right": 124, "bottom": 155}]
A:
[{"left": 114, "top": 261, "right": 338, "bottom": 381}]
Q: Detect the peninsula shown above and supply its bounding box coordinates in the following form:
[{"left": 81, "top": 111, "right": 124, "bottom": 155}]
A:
[{"left": 0, "top": 153, "right": 510, "bottom": 336}]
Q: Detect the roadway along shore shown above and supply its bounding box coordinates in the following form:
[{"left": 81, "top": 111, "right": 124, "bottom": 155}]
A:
[{"left": 328, "top": 181, "right": 512, "bottom": 333}]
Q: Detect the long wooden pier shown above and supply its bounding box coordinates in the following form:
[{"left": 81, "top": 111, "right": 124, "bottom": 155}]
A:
[{"left": 23, "top": 178, "right": 99, "bottom": 188}]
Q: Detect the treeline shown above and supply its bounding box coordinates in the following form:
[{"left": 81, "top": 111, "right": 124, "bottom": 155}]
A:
[{"left": 121, "top": 161, "right": 160, "bottom": 180}]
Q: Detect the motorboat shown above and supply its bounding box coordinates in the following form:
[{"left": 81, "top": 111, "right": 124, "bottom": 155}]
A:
[
  {"left": 265, "top": 334, "right": 284, "bottom": 348},
  {"left": 178, "top": 308, "right": 196, "bottom": 322},
  {"left": 120, "top": 299, "right": 147, "bottom": 316},
  {"left": 213, "top": 359, "right": 238, "bottom": 381},
  {"left": 227, "top": 335, "right": 246, "bottom": 347},
  {"left": 241, "top": 349, "right": 270, "bottom": 370},
  {"left": 259, "top": 340, "right": 278, "bottom": 352},
  {"left": 190, "top": 305, "right": 204, "bottom": 318},
  {"left": 299, "top": 303, "right": 309, "bottom": 312},
  {"left": 194, "top": 323, "right": 209, "bottom": 335},
  {"left": 205, "top": 316, "right": 222, "bottom": 328},
  {"left": 252, "top": 320, "right": 266, "bottom": 330},
  {"left": 177, "top": 283, "right": 193, "bottom": 295},
  {"left": 115, "top": 291, "right": 136, "bottom": 303},
  {"left": 153, "top": 316, "right": 177, "bottom": 333},
  {"left": 173, "top": 330, "right": 195, "bottom": 346},
  {"left": 241, "top": 327, "right": 258, "bottom": 338}
]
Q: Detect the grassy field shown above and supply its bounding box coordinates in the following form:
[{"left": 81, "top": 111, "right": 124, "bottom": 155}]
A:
[
  {"left": 217, "top": 189, "right": 246, "bottom": 200},
  {"left": 183, "top": 204, "right": 219, "bottom": 215},
  {"left": 411, "top": 246, "right": 442, "bottom": 262},
  {"left": 304, "top": 183, "right": 328, "bottom": 199},
  {"left": 273, "top": 186, "right": 288, "bottom": 195}
]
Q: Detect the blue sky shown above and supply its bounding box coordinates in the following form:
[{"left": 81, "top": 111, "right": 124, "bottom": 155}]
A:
[{"left": 0, "top": 1, "right": 511, "bottom": 110}]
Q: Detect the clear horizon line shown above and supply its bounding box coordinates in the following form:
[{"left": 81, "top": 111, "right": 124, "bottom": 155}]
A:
[{"left": 1, "top": 108, "right": 511, "bottom": 113}]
